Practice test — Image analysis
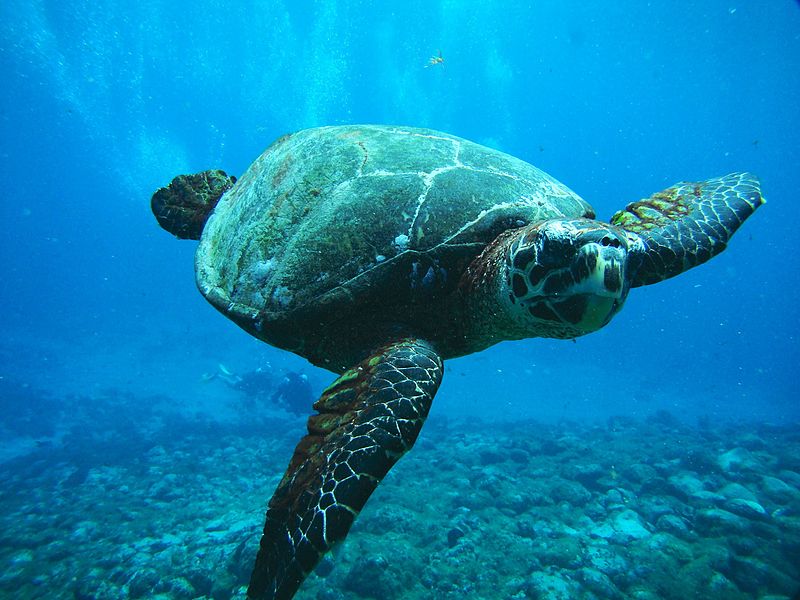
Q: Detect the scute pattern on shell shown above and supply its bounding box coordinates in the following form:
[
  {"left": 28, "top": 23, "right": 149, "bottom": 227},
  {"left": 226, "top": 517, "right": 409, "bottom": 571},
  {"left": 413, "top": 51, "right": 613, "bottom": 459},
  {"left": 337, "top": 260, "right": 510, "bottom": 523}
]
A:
[{"left": 195, "top": 125, "right": 593, "bottom": 322}]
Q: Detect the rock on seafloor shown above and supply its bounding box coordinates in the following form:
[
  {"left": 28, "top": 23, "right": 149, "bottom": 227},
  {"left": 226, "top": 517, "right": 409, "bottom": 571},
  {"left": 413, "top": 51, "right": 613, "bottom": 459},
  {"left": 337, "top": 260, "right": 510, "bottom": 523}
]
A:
[{"left": 0, "top": 394, "right": 799, "bottom": 600}]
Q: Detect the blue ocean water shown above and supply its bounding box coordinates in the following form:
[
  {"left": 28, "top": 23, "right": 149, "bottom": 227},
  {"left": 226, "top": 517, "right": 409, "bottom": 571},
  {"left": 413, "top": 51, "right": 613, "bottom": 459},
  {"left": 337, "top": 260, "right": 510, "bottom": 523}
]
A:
[
  {"left": 1, "top": 2, "right": 799, "bottom": 599},
  {"left": 2, "top": 1, "right": 797, "bottom": 423}
]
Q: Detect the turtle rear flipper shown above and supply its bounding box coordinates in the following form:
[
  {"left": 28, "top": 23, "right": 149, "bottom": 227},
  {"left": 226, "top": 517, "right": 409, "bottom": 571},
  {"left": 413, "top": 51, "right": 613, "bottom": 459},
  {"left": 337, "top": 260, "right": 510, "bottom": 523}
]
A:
[
  {"left": 612, "top": 172, "right": 764, "bottom": 287},
  {"left": 151, "top": 170, "right": 236, "bottom": 240},
  {"left": 248, "top": 338, "right": 443, "bottom": 600}
]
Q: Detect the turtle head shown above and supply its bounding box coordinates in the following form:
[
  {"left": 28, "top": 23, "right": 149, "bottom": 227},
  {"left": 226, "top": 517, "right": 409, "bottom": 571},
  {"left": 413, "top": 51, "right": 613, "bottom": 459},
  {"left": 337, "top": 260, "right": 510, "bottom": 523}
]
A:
[
  {"left": 151, "top": 170, "right": 236, "bottom": 240},
  {"left": 503, "top": 218, "right": 642, "bottom": 337}
]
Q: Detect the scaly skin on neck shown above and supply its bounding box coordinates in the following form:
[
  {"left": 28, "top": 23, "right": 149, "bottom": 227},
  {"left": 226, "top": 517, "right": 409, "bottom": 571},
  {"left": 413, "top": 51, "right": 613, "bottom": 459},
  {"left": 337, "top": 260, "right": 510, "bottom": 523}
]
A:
[{"left": 449, "top": 229, "right": 538, "bottom": 356}]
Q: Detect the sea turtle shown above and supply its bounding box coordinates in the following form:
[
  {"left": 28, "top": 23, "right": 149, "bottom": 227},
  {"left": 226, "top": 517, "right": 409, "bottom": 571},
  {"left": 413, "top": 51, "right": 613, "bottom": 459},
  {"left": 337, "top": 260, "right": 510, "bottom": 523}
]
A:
[{"left": 151, "top": 125, "right": 763, "bottom": 599}]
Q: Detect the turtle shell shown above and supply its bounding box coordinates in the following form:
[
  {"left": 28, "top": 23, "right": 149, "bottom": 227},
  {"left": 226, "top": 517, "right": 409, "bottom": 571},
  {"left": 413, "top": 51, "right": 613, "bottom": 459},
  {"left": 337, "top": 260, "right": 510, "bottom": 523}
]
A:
[{"left": 196, "top": 125, "right": 593, "bottom": 366}]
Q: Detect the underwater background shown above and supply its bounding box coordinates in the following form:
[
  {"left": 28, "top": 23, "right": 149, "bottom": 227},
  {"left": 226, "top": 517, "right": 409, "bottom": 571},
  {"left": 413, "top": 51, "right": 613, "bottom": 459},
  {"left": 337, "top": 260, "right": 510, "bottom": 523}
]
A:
[{"left": 1, "top": 1, "right": 799, "bottom": 599}]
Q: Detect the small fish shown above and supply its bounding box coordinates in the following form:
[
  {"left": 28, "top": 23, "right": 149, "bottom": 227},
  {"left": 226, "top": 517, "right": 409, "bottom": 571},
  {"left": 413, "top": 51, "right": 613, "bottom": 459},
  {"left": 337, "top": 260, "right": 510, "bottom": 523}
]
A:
[{"left": 425, "top": 50, "right": 444, "bottom": 68}]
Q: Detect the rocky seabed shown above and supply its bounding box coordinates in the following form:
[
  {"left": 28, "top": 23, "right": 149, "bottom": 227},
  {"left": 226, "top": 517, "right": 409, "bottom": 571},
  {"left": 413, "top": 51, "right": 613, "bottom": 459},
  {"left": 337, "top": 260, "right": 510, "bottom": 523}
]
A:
[{"left": 1, "top": 399, "right": 798, "bottom": 600}]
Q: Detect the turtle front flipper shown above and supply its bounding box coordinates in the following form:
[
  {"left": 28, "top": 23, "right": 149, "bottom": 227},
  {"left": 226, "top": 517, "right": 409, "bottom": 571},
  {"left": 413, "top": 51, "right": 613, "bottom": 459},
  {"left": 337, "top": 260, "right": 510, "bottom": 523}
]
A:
[
  {"left": 248, "top": 338, "right": 444, "bottom": 600},
  {"left": 612, "top": 172, "right": 764, "bottom": 287}
]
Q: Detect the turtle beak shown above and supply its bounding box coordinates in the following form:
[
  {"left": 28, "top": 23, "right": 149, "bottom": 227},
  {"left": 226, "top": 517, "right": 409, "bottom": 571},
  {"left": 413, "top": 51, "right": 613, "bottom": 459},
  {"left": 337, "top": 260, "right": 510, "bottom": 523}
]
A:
[
  {"left": 571, "top": 239, "right": 626, "bottom": 298},
  {"left": 565, "top": 232, "right": 629, "bottom": 330}
]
